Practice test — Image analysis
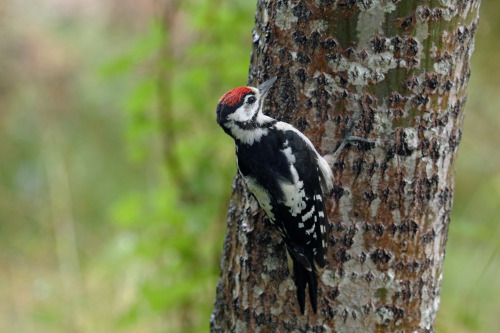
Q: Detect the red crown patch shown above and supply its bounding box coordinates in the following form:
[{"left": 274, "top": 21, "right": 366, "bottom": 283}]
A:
[{"left": 219, "top": 87, "right": 253, "bottom": 106}]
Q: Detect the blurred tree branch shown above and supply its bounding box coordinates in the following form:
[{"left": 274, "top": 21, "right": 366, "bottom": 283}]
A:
[{"left": 157, "top": 0, "right": 183, "bottom": 184}]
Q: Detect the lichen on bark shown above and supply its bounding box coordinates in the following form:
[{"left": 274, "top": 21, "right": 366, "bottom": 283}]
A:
[{"left": 211, "top": 1, "right": 480, "bottom": 332}]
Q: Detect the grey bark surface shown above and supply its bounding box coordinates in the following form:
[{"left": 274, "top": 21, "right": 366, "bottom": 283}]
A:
[{"left": 211, "top": 1, "right": 480, "bottom": 332}]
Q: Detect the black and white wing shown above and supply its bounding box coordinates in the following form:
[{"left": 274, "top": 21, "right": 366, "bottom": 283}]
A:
[{"left": 273, "top": 124, "right": 331, "bottom": 268}]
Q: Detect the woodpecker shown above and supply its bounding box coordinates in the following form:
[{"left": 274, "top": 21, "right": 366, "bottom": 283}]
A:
[{"left": 216, "top": 76, "right": 334, "bottom": 314}]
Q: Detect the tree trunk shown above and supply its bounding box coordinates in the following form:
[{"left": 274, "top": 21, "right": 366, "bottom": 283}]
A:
[{"left": 211, "top": 1, "right": 480, "bottom": 332}]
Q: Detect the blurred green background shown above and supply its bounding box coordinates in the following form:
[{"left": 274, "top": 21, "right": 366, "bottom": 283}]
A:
[{"left": 0, "top": 1, "right": 498, "bottom": 332}]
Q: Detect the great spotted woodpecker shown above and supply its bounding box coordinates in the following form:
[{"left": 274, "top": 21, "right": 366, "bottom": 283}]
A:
[{"left": 216, "top": 76, "right": 334, "bottom": 314}]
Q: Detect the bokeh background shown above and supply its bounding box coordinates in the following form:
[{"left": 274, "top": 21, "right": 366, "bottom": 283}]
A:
[{"left": 0, "top": 1, "right": 498, "bottom": 332}]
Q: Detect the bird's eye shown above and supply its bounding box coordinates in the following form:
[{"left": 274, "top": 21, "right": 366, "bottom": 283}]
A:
[{"left": 247, "top": 96, "right": 256, "bottom": 104}]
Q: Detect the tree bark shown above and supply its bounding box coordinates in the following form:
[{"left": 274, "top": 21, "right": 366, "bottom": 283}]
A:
[{"left": 211, "top": 1, "right": 480, "bottom": 332}]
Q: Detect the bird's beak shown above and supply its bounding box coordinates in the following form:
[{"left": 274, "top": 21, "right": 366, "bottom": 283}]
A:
[{"left": 257, "top": 76, "right": 277, "bottom": 97}]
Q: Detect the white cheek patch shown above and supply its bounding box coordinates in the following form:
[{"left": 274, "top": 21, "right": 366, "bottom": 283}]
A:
[
  {"left": 225, "top": 101, "right": 268, "bottom": 145},
  {"left": 227, "top": 107, "right": 250, "bottom": 122},
  {"left": 227, "top": 103, "right": 258, "bottom": 123}
]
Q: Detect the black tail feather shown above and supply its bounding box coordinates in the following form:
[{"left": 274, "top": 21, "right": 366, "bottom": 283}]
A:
[
  {"left": 308, "top": 267, "right": 318, "bottom": 312},
  {"left": 292, "top": 259, "right": 307, "bottom": 314},
  {"left": 291, "top": 254, "right": 318, "bottom": 314}
]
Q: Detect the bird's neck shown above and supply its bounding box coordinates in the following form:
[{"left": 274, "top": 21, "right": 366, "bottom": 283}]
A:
[{"left": 228, "top": 112, "right": 277, "bottom": 145}]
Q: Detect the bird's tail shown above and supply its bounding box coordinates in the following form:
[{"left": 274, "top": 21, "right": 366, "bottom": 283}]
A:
[{"left": 291, "top": 254, "right": 318, "bottom": 314}]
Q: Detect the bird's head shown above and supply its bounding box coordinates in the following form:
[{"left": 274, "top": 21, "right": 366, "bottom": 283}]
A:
[{"left": 216, "top": 77, "right": 277, "bottom": 137}]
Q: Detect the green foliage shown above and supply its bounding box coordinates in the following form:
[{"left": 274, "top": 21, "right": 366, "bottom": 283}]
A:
[{"left": 106, "top": 1, "right": 257, "bottom": 331}]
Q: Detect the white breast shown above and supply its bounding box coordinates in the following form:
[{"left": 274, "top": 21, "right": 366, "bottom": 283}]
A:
[{"left": 242, "top": 175, "right": 275, "bottom": 221}]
